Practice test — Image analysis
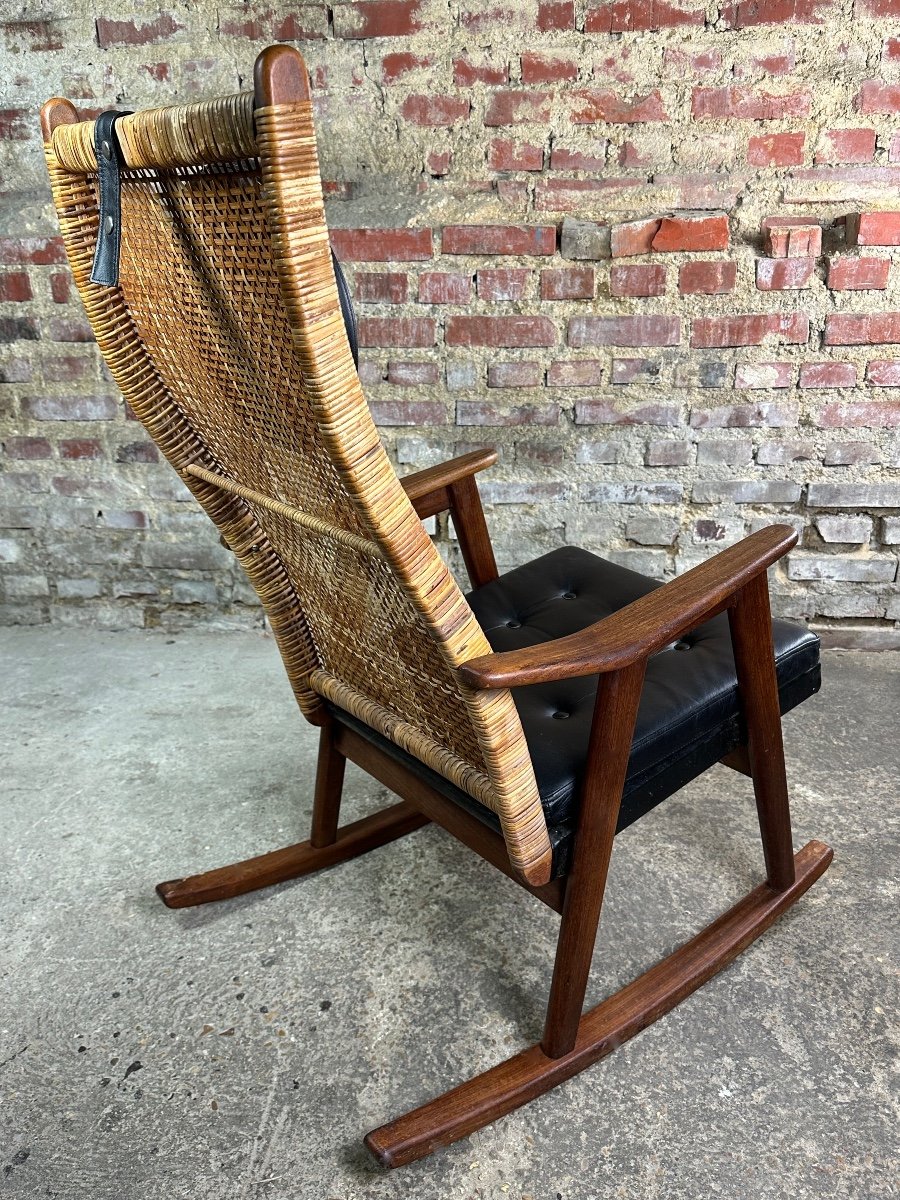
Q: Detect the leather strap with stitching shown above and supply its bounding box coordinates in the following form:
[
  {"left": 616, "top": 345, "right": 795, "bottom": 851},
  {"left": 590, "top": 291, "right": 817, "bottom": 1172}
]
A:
[{"left": 90, "top": 109, "right": 133, "bottom": 287}]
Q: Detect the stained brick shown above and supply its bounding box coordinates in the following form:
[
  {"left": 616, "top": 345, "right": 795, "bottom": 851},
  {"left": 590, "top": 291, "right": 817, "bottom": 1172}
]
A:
[
  {"left": 330, "top": 228, "right": 432, "bottom": 261},
  {"left": 549, "top": 144, "right": 608, "bottom": 171},
  {"left": 368, "top": 400, "right": 447, "bottom": 425},
  {"left": 447, "top": 316, "right": 556, "bottom": 347},
  {"left": 96, "top": 13, "right": 185, "bottom": 47},
  {"left": 798, "top": 362, "right": 857, "bottom": 388},
  {"left": 487, "top": 362, "right": 543, "bottom": 387},
  {"left": 815, "top": 128, "right": 876, "bottom": 164},
  {"left": 3, "top": 437, "right": 51, "bottom": 459},
  {"left": 611, "top": 358, "right": 662, "bottom": 384},
  {"left": 357, "top": 317, "right": 436, "bottom": 347},
  {"left": 0, "top": 237, "right": 66, "bottom": 265},
  {"left": 386, "top": 361, "right": 440, "bottom": 386},
  {"left": 569, "top": 89, "right": 667, "bottom": 124},
  {"left": 22, "top": 395, "right": 118, "bottom": 421},
  {"left": 679, "top": 261, "right": 736, "bottom": 294},
  {"left": 381, "top": 51, "right": 433, "bottom": 83},
  {"left": 400, "top": 95, "right": 469, "bottom": 126},
  {"left": 484, "top": 91, "right": 551, "bottom": 127},
  {"left": 826, "top": 257, "right": 890, "bottom": 291},
  {"left": 576, "top": 400, "right": 681, "bottom": 425},
  {"left": 443, "top": 225, "right": 555, "bottom": 256},
  {"left": 580, "top": 481, "right": 683, "bottom": 503},
  {"left": 690, "top": 400, "right": 798, "bottom": 426},
  {"left": 332, "top": 1, "right": 424, "bottom": 38},
  {"left": 692, "top": 314, "right": 808, "bottom": 348},
  {"left": 537, "top": 0, "right": 575, "bottom": 28},
  {"left": 453, "top": 56, "right": 508, "bottom": 86},
  {"left": 610, "top": 217, "right": 662, "bottom": 258},
  {"left": 692, "top": 480, "right": 801, "bottom": 503},
  {"left": 418, "top": 272, "right": 472, "bottom": 303},
  {"left": 692, "top": 87, "right": 812, "bottom": 120},
  {"left": 541, "top": 267, "right": 595, "bottom": 300},
  {"left": 456, "top": 401, "right": 559, "bottom": 425},
  {"left": 756, "top": 257, "right": 815, "bottom": 290},
  {"left": 585, "top": 0, "right": 704, "bottom": 30},
  {"left": 866, "top": 360, "right": 900, "bottom": 386},
  {"left": 817, "top": 401, "right": 900, "bottom": 428},
  {"left": 824, "top": 314, "right": 900, "bottom": 345},
  {"left": 747, "top": 132, "right": 805, "bottom": 166},
  {"left": 488, "top": 138, "right": 544, "bottom": 172},
  {"left": 355, "top": 272, "right": 408, "bottom": 303},
  {"left": 476, "top": 269, "right": 530, "bottom": 300},
  {"left": 520, "top": 53, "right": 578, "bottom": 84},
  {"left": 0, "top": 316, "right": 39, "bottom": 342},
  {"left": 609, "top": 263, "right": 666, "bottom": 297},
  {"left": 719, "top": 0, "right": 833, "bottom": 25},
  {"left": 858, "top": 81, "right": 900, "bottom": 115},
  {"left": 568, "top": 315, "right": 681, "bottom": 347},
  {"left": 762, "top": 220, "right": 822, "bottom": 258},
  {"left": 547, "top": 360, "right": 605, "bottom": 386},
  {"left": 0, "top": 272, "right": 32, "bottom": 302}
]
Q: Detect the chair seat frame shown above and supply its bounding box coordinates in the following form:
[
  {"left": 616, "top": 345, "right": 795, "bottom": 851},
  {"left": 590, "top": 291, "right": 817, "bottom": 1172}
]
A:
[{"left": 41, "top": 46, "right": 832, "bottom": 1168}]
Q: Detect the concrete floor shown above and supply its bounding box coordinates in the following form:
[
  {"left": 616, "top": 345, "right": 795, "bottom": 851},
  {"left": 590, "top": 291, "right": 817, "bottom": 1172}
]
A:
[{"left": 0, "top": 627, "right": 897, "bottom": 1199}]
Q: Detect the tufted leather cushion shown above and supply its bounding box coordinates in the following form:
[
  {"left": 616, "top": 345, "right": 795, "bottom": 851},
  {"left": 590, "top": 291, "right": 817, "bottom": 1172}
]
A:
[{"left": 330, "top": 545, "right": 821, "bottom": 878}]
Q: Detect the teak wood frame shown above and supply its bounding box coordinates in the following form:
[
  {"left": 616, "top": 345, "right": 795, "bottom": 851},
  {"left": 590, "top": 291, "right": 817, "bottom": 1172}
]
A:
[
  {"left": 42, "top": 45, "right": 832, "bottom": 1169},
  {"left": 156, "top": 450, "right": 833, "bottom": 1168}
]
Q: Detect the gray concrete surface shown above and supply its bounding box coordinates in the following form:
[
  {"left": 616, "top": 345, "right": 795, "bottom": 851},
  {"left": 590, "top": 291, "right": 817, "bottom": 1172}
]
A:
[{"left": 1, "top": 627, "right": 897, "bottom": 1199}]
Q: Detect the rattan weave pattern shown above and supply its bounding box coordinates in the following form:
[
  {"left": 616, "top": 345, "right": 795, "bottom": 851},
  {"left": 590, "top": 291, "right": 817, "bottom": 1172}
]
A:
[{"left": 42, "top": 71, "right": 553, "bottom": 884}]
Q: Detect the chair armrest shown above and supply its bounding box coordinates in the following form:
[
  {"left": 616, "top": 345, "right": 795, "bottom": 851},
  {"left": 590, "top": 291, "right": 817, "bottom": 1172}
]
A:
[
  {"left": 401, "top": 448, "right": 498, "bottom": 509},
  {"left": 458, "top": 524, "right": 797, "bottom": 689}
]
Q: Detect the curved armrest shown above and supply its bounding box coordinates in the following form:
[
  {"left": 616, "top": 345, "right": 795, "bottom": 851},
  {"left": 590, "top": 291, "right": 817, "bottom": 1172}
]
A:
[
  {"left": 458, "top": 524, "right": 797, "bottom": 689},
  {"left": 400, "top": 448, "right": 498, "bottom": 504}
]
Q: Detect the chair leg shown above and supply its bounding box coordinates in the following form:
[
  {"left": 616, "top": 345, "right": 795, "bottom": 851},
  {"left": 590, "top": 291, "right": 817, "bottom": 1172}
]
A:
[
  {"left": 729, "top": 574, "right": 796, "bottom": 891},
  {"left": 541, "top": 662, "right": 646, "bottom": 1059},
  {"left": 155, "top": 719, "right": 426, "bottom": 909}
]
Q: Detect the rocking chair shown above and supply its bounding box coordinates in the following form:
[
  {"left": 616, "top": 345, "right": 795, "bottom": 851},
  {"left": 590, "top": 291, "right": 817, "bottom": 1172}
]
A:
[{"left": 41, "top": 45, "right": 832, "bottom": 1168}]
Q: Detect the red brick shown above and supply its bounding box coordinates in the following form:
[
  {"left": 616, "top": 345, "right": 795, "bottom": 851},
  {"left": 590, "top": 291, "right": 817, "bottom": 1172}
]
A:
[
  {"left": 520, "top": 53, "right": 578, "bottom": 84},
  {"left": 3, "top": 436, "right": 51, "bottom": 459},
  {"left": 692, "top": 87, "right": 812, "bottom": 120},
  {"left": 892, "top": 134, "right": 900, "bottom": 163},
  {"left": 679, "top": 261, "right": 737, "bottom": 294},
  {"left": 496, "top": 180, "right": 529, "bottom": 205},
  {"left": 825, "top": 314, "right": 900, "bottom": 345},
  {"left": 575, "top": 401, "right": 681, "bottom": 426},
  {"left": 762, "top": 219, "right": 822, "bottom": 257},
  {"left": 885, "top": 36, "right": 900, "bottom": 63},
  {"left": 386, "top": 361, "right": 440, "bottom": 386},
  {"left": 332, "top": 0, "right": 423, "bottom": 38},
  {"left": 690, "top": 401, "right": 798, "bottom": 426},
  {"left": 609, "top": 263, "right": 666, "bottom": 297},
  {"left": 358, "top": 317, "right": 435, "bottom": 347},
  {"left": 816, "top": 402, "right": 900, "bottom": 428},
  {"left": 400, "top": 95, "right": 469, "bottom": 127},
  {"left": 487, "top": 362, "right": 543, "bottom": 387},
  {"left": 568, "top": 315, "right": 681, "bottom": 347},
  {"left": 867, "top": 360, "right": 900, "bottom": 386},
  {"left": 330, "top": 228, "right": 432, "bottom": 261},
  {"left": 477, "top": 269, "right": 530, "bottom": 300},
  {"left": 442, "top": 225, "right": 555, "bottom": 256},
  {"left": 610, "top": 217, "right": 662, "bottom": 257},
  {"left": 368, "top": 400, "right": 447, "bottom": 425},
  {"left": 459, "top": 2, "right": 533, "bottom": 31},
  {"left": 846, "top": 212, "right": 900, "bottom": 247},
  {"left": 45, "top": 317, "right": 93, "bottom": 342},
  {"left": 691, "top": 314, "right": 808, "bottom": 348},
  {"left": 827, "top": 257, "right": 890, "bottom": 291},
  {"left": 549, "top": 144, "right": 607, "bottom": 171},
  {"left": 355, "top": 271, "right": 408, "bottom": 303},
  {"left": 537, "top": 0, "right": 575, "bottom": 29},
  {"left": 417, "top": 271, "right": 472, "bottom": 303},
  {"left": 734, "top": 362, "right": 794, "bottom": 388},
  {"left": 756, "top": 257, "right": 815, "bottom": 290},
  {"left": 488, "top": 138, "right": 543, "bottom": 171},
  {"left": 651, "top": 212, "right": 729, "bottom": 252},
  {"left": 484, "top": 91, "right": 552, "bottom": 127},
  {"left": 783, "top": 167, "right": 900, "bottom": 203},
  {"left": 815, "top": 128, "right": 876, "bottom": 165},
  {"left": 115, "top": 441, "right": 159, "bottom": 463},
  {"left": 446, "top": 316, "right": 556, "bottom": 347},
  {"left": 799, "top": 362, "right": 857, "bottom": 388},
  {"left": 738, "top": 49, "right": 796, "bottom": 76},
  {"left": 381, "top": 51, "right": 432, "bottom": 83},
  {"left": 585, "top": 0, "right": 705, "bottom": 31},
  {"left": 858, "top": 81, "right": 900, "bottom": 115},
  {"left": 569, "top": 89, "right": 667, "bottom": 124},
  {"left": 60, "top": 438, "right": 103, "bottom": 459},
  {"left": 96, "top": 13, "right": 184, "bottom": 47},
  {"left": 426, "top": 150, "right": 451, "bottom": 175},
  {"left": 655, "top": 171, "right": 748, "bottom": 209},
  {"left": 547, "top": 360, "right": 605, "bottom": 386},
  {"left": 0, "top": 316, "right": 38, "bottom": 342},
  {"left": 0, "top": 237, "right": 66, "bottom": 265},
  {"left": 663, "top": 47, "right": 722, "bottom": 75},
  {"left": 0, "top": 271, "right": 32, "bottom": 302},
  {"left": 0, "top": 18, "right": 64, "bottom": 51},
  {"left": 719, "top": 0, "right": 833, "bottom": 25},
  {"left": 49, "top": 272, "right": 71, "bottom": 303},
  {"left": 541, "top": 267, "right": 595, "bottom": 300},
  {"left": 0, "top": 110, "right": 30, "bottom": 140},
  {"left": 453, "top": 56, "right": 508, "bottom": 86},
  {"left": 747, "top": 132, "right": 805, "bottom": 167}
]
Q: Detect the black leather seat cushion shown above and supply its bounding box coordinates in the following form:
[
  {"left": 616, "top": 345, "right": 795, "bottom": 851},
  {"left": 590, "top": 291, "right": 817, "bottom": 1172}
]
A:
[{"left": 331, "top": 546, "right": 821, "bottom": 878}]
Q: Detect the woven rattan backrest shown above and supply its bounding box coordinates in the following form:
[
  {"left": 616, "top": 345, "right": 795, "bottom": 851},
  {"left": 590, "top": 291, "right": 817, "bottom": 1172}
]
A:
[{"left": 40, "top": 47, "right": 552, "bottom": 884}]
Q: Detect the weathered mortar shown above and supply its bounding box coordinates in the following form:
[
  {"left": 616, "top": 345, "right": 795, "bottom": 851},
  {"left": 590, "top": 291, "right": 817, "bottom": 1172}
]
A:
[{"left": 0, "top": 0, "right": 898, "bottom": 643}]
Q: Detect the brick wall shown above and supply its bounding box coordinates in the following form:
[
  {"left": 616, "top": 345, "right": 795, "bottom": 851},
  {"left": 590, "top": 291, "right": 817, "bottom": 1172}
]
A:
[{"left": 1, "top": 1, "right": 899, "bottom": 644}]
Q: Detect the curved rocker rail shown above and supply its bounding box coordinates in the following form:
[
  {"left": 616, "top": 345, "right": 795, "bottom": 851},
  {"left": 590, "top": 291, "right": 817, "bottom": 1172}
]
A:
[{"left": 365, "top": 839, "right": 833, "bottom": 1169}]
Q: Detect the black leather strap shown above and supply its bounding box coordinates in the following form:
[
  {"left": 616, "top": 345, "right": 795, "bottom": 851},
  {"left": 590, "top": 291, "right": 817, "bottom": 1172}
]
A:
[
  {"left": 331, "top": 248, "right": 358, "bottom": 369},
  {"left": 90, "top": 110, "right": 133, "bottom": 287}
]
